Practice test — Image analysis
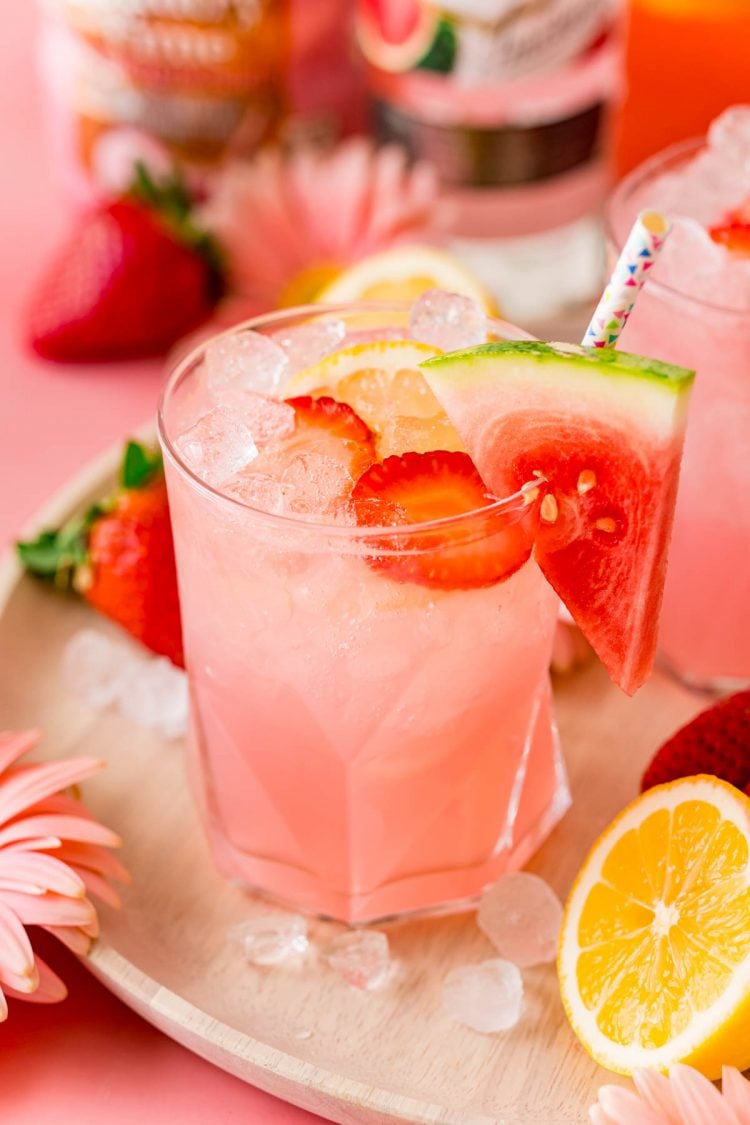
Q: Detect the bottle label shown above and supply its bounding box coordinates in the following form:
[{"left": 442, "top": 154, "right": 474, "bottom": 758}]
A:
[
  {"left": 45, "top": 0, "right": 282, "bottom": 94},
  {"left": 371, "top": 96, "right": 605, "bottom": 188},
  {"left": 358, "top": 0, "right": 619, "bottom": 85},
  {"left": 49, "top": 0, "right": 265, "bottom": 31}
]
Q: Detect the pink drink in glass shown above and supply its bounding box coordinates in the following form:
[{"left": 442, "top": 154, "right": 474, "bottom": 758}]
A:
[
  {"left": 607, "top": 114, "right": 750, "bottom": 688},
  {"left": 159, "top": 304, "right": 568, "bottom": 922}
]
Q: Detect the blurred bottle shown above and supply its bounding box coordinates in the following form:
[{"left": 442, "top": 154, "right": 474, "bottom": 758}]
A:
[
  {"left": 38, "top": 0, "right": 288, "bottom": 201},
  {"left": 356, "top": 0, "right": 626, "bottom": 322},
  {"left": 615, "top": 0, "right": 750, "bottom": 175},
  {"left": 283, "top": 0, "right": 366, "bottom": 148}
]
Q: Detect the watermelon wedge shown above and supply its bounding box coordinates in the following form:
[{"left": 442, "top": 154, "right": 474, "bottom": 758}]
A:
[{"left": 421, "top": 341, "right": 695, "bottom": 695}]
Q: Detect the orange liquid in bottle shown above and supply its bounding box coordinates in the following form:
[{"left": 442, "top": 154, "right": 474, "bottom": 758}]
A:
[{"left": 616, "top": 0, "right": 750, "bottom": 174}]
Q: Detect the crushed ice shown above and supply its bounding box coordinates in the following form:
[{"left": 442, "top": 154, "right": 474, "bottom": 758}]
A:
[
  {"left": 325, "top": 929, "right": 391, "bottom": 990},
  {"left": 442, "top": 959, "right": 523, "bottom": 1033},
  {"left": 205, "top": 330, "right": 288, "bottom": 397},
  {"left": 477, "top": 872, "right": 563, "bottom": 968},
  {"left": 62, "top": 628, "right": 188, "bottom": 740},
  {"left": 228, "top": 913, "right": 309, "bottom": 966},
  {"left": 174, "top": 406, "right": 258, "bottom": 487},
  {"left": 409, "top": 289, "right": 487, "bottom": 352},
  {"left": 708, "top": 105, "right": 750, "bottom": 172},
  {"left": 272, "top": 318, "right": 347, "bottom": 372}
]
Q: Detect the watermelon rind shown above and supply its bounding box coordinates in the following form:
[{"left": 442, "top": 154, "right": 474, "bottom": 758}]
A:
[
  {"left": 421, "top": 342, "right": 694, "bottom": 442},
  {"left": 422, "top": 341, "right": 694, "bottom": 393},
  {"left": 416, "top": 17, "right": 456, "bottom": 74}
]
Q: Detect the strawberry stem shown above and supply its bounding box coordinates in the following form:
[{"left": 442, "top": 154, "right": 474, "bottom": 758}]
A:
[
  {"left": 128, "top": 162, "right": 225, "bottom": 300},
  {"left": 17, "top": 503, "right": 107, "bottom": 589},
  {"left": 121, "top": 440, "right": 163, "bottom": 490},
  {"left": 18, "top": 440, "right": 163, "bottom": 586}
]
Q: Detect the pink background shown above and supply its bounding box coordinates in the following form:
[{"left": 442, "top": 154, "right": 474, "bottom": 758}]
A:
[{"left": 0, "top": 7, "right": 325, "bottom": 1123}]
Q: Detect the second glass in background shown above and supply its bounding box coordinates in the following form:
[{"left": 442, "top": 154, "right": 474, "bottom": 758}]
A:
[{"left": 607, "top": 131, "right": 750, "bottom": 689}]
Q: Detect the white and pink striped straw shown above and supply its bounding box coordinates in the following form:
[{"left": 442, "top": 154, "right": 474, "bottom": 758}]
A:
[{"left": 582, "top": 210, "right": 671, "bottom": 349}]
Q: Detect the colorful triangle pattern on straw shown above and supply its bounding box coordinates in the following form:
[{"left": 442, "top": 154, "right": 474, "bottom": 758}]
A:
[{"left": 580, "top": 209, "right": 671, "bottom": 348}]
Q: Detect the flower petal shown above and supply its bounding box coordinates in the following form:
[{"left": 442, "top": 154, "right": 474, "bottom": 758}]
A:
[
  {"left": 75, "top": 867, "right": 121, "bottom": 909},
  {"left": 55, "top": 841, "right": 130, "bottom": 883},
  {"left": 669, "top": 1065, "right": 741, "bottom": 1125},
  {"left": 78, "top": 913, "right": 100, "bottom": 939},
  {"left": 0, "top": 900, "right": 36, "bottom": 980},
  {"left": 0, "top": 759, "right": 103, "bottom": 825},
  {"left": 0, "top": 851, "right": 86, "bottom": 898},
  {"left": 598, "top": 1086, "right": 670, "bottom": 1125},
  {"left": 0, "top": 890, "right": 96, "bottom": 928},
  {"left": 3, "top": 836, "right": 63, "bottom": 853},
  {"left": 3, "top": 955, "right": 67, "bottom": 1005},
  {"left": 41, "top": 924, "right": 92, "bottom": 957},
  {"left": 323, "top": 138, "right": 373, "bottom": 259},
  {"left": 589, "top": 1107, "right": 618, "bottom": 1125},
  {"left": 18, "top": 792, "right": 85, "bottom": 817},
  {"left": 0, "top": 962, "right": 40, "bottom": 994},
  {"left": 722, "top": 1068, "right": 750, "bottom": 1118},
  {"left": 0, "top": 813, "right": 121, "bottom": 849},
  {"left": 633, "top": 1069, "right": 682, "bottom": 1123},
  {"left": 0, "top": 731, "right": 40, "bottom": 774}
]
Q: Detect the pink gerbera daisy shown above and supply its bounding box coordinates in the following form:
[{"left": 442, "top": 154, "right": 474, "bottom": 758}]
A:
[
  {"left": 0, "top": 730, "right": 127, "bottom": 1018},
  {"left": 200, "top": 137, "right": 439, "bottom": 316},
  {"left": 591, "top": 1065, "right": 750, "bottom": 1124}
]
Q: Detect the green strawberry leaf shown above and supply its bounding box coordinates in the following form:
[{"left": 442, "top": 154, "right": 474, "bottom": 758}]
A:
[
  {"left": 128, "top": 162, "right": 225, "bottom": 301},
  {"left": 16, "top": 530, "right": 65, "bottom": 577},
  {"left": 19, "top": 439, "right": 160, "bottom": 589},
  {"left": 121, "top": 440, "right": 163, "bottom": 490},
  {"left": 17, "top": 501, "right": 110, "bottom": 588}
]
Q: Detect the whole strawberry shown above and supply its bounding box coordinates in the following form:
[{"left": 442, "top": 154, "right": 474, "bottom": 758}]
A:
[
  {"left": 27, "top": 165, "right": 223, "bottom": 362},
  {"left": 641, "top": 692, "right": 750, "bottom": 796},
  {"left": 18, "top": 441, "right": 184, "bottom": 666}
]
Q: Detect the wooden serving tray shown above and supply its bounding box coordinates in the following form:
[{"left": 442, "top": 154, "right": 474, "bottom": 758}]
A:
[{"left": 0, "top": 442, "right": 708, "bottom": 1125}]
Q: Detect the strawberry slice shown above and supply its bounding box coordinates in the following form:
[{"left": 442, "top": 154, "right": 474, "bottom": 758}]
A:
[
  {"left": 641, "top": 691, "right": 750, "bottom": 795},
  {"left": 709, "top": 200, "right": 750, "bottom": 255},
  {"left": 709, "top": 221, "right": 750, "bottom": 255},
  {"left": 351, "top": 450, "right": 538, "bottom": 590},
  {"left": 284, "top": 395, "right": 377, "bottom": 479}
]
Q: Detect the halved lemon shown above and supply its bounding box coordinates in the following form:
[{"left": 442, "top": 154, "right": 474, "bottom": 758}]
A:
[
  {"left": 558, "top": 775, "right": 750, "bottom": 1078},
  {"left": 316, "top": 244, "right": 496, "bottom": 312},
  {"left": 284, "top": 339, "right": 463, "bottom": 458}
]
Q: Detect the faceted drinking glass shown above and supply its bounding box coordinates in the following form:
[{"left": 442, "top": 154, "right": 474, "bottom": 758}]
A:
[{"left": 158, "top": 304, "right": 569, "bottom": 922}]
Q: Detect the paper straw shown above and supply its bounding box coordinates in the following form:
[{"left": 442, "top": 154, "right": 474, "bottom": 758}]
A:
[{"left": 582, "top": 211, "right": 671, "bottom": 349}]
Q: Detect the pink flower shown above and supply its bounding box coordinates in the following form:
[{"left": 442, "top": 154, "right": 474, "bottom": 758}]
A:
[
  {"left": 591, "top": 1065, "right": 750, "bottom": 1124},
  {"left": 0, "top": 731, "right": 127, "bottom": 1018},
  {"left": 200, "top": 138, "right": 439, "bottom": 314}
]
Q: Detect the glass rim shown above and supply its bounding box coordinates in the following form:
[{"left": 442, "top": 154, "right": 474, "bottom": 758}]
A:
[
  {"left": 157, "top": 301, "right": 539, "bottom": 543},
  {"left": 605, "top": 134, "right": 750, "bottom": 318}
]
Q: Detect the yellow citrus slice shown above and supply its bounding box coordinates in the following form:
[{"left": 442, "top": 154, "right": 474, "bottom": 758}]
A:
[
  {"left": 284, "top": 340, "right": 464, "bottom": 458},
  {"left": 558, "top": 775, "right": 750, "bottom": 1078},
  {"left": 316, "top": 244, "right": 496, "bottom": 312}
]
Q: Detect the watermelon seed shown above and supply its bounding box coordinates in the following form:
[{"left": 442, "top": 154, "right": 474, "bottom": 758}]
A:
[
  {"left": 577, "top": 470, "right": 596, "bottom": 495},
  {"left": 594, "top": 517, "right": 617, "bottom": 533},
  {"left": 540, "top": 495, "right": 559, "bottom": 524}
]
